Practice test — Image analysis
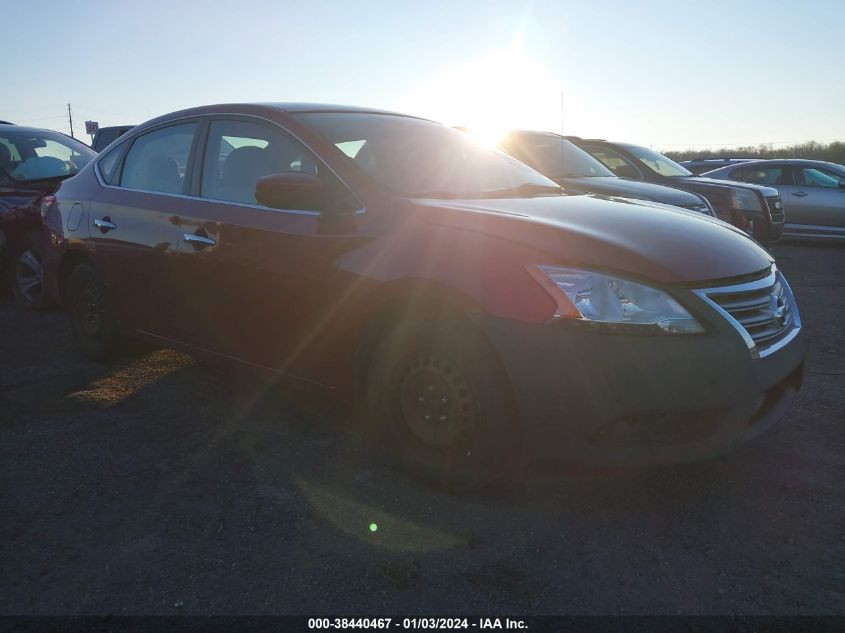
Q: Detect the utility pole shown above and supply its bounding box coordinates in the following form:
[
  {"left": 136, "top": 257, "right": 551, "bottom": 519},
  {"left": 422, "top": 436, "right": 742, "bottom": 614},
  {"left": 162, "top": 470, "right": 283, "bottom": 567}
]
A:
[
  {"left": 67, "top": 103, "right": 74, "bottom": 138},
  {"left": 560, "top": 91, "right": 564, "bottom": 135}
]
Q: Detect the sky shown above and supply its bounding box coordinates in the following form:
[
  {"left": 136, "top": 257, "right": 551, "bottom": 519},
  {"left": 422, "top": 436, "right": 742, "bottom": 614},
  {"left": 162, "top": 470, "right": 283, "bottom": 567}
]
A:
[{"left": 5, "top": 0, "right": 844, "bottom": 151}]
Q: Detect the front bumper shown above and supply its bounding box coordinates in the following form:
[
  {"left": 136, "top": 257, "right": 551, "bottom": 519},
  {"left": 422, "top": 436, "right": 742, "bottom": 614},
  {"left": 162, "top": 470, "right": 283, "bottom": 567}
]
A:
[
  {"left": 473, "top": 289, "right": 805, "bottom": 466},
  {"left": 765, "top": 219, "right": 784, "bottom": 242},
  {"left": 730, "top": 197, "right": 784, "bottom": 244},
  {"left": 761, "top": 196, "right": 785, "bottom": 243}
]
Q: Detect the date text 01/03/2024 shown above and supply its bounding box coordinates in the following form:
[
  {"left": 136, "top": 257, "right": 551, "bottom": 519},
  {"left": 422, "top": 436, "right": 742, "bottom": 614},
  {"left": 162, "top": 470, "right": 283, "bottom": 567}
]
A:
[{"left": 307, "top": 618, "right": 528, "bottom": 630}]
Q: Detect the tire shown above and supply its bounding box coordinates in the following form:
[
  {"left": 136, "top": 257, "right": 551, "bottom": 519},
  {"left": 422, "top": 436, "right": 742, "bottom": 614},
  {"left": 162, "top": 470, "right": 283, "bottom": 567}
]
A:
[
  {"left": 11, "top": 233, "right": 54, "bottom": 310},
  {"left": 66, "top": 262, "right": 121, "bottom": 361},
  {"left": 365, "top": 317, "right": 518, "bottom": 490}
]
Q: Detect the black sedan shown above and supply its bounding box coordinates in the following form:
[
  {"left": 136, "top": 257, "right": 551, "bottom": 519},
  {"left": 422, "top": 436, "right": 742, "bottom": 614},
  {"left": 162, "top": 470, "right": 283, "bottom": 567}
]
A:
[
  {"left": 567, "top": 137, "right": 784, "bottom": 244},
  {"left": 500, "top": 131, "right": 714, "bottom": 216}
]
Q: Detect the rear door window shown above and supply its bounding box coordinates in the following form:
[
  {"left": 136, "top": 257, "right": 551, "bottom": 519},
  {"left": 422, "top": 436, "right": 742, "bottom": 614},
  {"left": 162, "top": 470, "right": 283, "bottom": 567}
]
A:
[
  {"left": 732, "top": 165, "right": 786, "bottom": 185},
  {"left": 120, "top": 123, "right": 197, "bottom": 194}
]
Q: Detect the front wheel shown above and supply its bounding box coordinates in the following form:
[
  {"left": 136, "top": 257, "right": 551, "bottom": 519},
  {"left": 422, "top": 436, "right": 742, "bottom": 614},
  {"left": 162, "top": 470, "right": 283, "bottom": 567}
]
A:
[
  {"left": 365, "top": 318, "right": 519, "bottom": 490},
  {"left": 12, "top": 233, "right": 54, "bottom": 310},
  {"left": 66, "top": 262, "right": 122, "bottom": 361}
]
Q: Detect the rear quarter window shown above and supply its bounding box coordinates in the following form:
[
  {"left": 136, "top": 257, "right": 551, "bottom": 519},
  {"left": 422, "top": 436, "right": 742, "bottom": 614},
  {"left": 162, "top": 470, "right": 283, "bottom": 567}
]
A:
[{"left": 98, "top": 143, "right": 126, "bottom": 185}]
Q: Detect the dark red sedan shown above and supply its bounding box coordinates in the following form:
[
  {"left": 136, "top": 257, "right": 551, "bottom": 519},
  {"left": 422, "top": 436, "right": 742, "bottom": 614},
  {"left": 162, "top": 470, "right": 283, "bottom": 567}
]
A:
[
  {"left": 43, "top": 103, "right": 804, "bottom": 488},
  {"left": 1, "top": 124, "right": 95, "bottom": 309}
]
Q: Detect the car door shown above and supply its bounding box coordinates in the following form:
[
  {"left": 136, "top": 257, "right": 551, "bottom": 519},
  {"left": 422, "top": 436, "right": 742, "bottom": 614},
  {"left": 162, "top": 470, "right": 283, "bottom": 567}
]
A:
[
  {"left": 779, "top": 165, "right": 845, "bottom": 234},
  {"left": 171, "top": 116, "right": 362, "bottom": 385},
  {"left": 755, "top": 164, "right": 805, "bottom": 228},
  {"left": 87, "top": 121, "right": 198, "bottom": 338}
]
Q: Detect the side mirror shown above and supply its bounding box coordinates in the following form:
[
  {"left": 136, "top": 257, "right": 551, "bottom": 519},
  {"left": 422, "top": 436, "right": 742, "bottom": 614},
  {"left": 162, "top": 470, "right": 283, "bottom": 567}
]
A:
[
  {"left": 255, "top": 172, "right": 325, "bottom": 211},
  {"left": 613, "top": 164, "right": 640, "bottom": 179}
]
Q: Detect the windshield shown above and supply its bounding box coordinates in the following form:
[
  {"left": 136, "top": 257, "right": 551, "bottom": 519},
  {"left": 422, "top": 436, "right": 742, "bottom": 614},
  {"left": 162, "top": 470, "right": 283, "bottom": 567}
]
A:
[
  {"left": 296, "top": 113, "right": 561, "bottom": 198},
  {"left": 0, "top": 129, "right": 95, "bottom": 183},
  {"left": 501, "top": 133, "right": 615, "bottom": 179},
  {"left": 624, "top": 145, "right": 692, "bottom": 177}
]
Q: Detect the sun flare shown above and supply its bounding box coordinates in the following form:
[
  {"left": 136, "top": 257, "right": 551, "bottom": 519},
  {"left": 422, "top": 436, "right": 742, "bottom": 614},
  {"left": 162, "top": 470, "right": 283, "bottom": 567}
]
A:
[
  {"left": 401, "top": 44, "right": 563, "bottom": 142},
  {"left": 463, "top": 125, "right": 510, "bottom": 148}
]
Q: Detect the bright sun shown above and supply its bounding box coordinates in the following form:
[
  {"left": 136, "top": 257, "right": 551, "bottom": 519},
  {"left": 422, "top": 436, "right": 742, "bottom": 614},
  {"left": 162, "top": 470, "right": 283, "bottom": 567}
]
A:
[{"left": 401, "top": 44, "right": 563, "bottom": 146}]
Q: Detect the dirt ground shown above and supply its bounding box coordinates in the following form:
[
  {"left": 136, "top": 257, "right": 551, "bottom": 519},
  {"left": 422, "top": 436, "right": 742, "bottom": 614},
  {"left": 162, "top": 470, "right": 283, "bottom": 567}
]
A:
[{"left": 1, "top": 242, "right": 843, "bottom": 616}]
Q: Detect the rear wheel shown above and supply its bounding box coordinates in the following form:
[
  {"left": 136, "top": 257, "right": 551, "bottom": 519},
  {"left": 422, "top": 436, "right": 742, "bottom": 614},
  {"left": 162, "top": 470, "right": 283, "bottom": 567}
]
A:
[
  {"left": 67, "top": 262, "right": 122, "bottom": 361},
  {"left": 12, "top": 233, "right": 53, "bottom": 310},
  {"left": 365, "top": 318, "right": 518, "bottom": 490}
]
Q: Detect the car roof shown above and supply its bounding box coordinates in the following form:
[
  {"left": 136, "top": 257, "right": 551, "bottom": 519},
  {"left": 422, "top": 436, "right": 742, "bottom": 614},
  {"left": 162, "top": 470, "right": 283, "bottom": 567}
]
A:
[
  {"left": 712, "top": 158, "right": 844, "bottom": 168},
  {"left": 506, "top": 129, "right": 565, "bottom": 138},
  {"left": 149, "top": 102, "right": 425, "bottom": 119},
  {"left": 566, "top": 138, "right": 638, "bottom": 149},
  {"left": 683, "top": 158, "right": 757, "bottom": 163},
  {"left": 131, "top": 102, "right": 434, "bottom": 133},
  {"left": 0, "top": 123, "right": 72, "bottom": 135},
  {"left": 262, "top": 102, "right": 419, "bottom": 116}
]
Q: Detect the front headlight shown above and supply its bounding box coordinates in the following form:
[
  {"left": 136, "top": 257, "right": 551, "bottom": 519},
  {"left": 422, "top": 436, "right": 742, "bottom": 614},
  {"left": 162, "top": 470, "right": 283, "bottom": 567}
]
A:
[
  {"left": 731, "top": 188, "right": 762, "bottom": 212},
  {"left": 529, "top": 266, "right": 705, "bottom": 334}
]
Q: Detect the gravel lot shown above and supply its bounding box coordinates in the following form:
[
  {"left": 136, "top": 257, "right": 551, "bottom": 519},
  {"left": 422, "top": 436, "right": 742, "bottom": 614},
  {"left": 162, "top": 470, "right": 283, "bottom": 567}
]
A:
[{"left": 1, "top": 242, "right": 843, "bottom": 616}]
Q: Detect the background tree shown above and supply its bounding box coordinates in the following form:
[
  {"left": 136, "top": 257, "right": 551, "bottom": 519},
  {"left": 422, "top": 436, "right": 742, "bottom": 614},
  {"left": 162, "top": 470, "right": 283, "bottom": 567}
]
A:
[{"left": 664, "top": 141, "right": 845, "bottom": 165}]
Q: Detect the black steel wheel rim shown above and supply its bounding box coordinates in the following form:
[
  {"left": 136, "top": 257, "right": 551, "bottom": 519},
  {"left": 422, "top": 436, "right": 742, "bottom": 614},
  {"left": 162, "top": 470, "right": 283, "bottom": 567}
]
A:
[
  {"left": 78, "top": 281, "right": 104, "bottom": 337},
  {"left": 397, "top": 354, "right": 479, "bottom": 449}
]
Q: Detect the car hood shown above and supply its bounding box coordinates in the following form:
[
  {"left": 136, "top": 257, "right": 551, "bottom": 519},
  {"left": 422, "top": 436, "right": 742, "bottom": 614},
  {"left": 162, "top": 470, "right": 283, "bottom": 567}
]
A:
[
  {"left": 416, "top": 194, "right": 773, "bottom": 285},
  {"left": 680, "top": 176, "right": 779, "bottom": 197},
  {"left": 561, "top": 176, "right": 703, "bottom": 206}
]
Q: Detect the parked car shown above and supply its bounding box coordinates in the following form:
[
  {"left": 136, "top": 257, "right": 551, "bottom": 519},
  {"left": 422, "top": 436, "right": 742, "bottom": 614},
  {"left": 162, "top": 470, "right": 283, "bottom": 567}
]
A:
[
  {"left": 500, "top": 130, "right": 714, "bottom": 216},
  {"left": 92, "top": 125, "right": 135, "bottom": 152},
  {"left": 679, "top": 157, "right": 757, "bottom": 175},
  {"left": 0, "top": 124, "right": 96, "bottom": 308},
  {"left": 567, "top": 138, "right": 785, "bottom": 244},
  {"left": 701, "top": 159, "right": 845, "bottom": 241},
  {"left": 43, "top": 103, "right": 804, "bottom": 489}
]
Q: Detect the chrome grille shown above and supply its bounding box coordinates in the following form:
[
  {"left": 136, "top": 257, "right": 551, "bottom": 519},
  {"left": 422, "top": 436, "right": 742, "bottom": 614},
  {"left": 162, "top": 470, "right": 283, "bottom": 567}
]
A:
[
  {"left": 766, "top": 196, "right": 785, "bottom": 222},
  {"left": 698, "top": 265, "right": 799, "bottom": 357}
]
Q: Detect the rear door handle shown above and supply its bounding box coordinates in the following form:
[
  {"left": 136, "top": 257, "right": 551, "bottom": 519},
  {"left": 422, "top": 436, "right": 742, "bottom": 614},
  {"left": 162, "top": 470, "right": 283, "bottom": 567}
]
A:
[
  {"left": 94, "top": 217, "right": 117, "bottom": 232},
  {"left": 791, "top": 191, "right": 808, "bottom": 198},
  {"left": 183, "top": 233, "right": 216, "bottom": 247}
]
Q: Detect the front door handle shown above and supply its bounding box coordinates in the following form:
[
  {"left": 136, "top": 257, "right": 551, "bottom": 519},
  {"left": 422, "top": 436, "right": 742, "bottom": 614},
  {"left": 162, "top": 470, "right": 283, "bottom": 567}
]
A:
[
  {"left": 94, "top": 217, "right": 117, "bottom": 232},
  {"left": 791, "top": 191, "right": 808, "bottom": 198},
  {"left": 183, "top": 233, "right": 216, "bottom": 247}
]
